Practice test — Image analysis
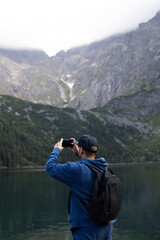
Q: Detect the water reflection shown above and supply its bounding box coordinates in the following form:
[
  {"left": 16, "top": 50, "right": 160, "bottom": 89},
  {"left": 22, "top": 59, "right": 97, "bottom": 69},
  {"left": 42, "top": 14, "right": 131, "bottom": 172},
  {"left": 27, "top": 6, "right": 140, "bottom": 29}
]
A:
[
  {"left": 0, "top": 170, "right": 70, "bottom": 239},
  {"left": 112, "top": 164, "right": 160, "bottom": 239},
  {"left": 0, "top": 164, "right": 160, "bottom": 240}
]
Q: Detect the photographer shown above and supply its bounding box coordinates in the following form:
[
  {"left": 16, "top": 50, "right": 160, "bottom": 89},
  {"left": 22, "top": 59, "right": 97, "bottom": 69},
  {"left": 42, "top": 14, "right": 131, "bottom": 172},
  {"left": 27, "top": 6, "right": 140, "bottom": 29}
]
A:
[{"left": 46, "top": 135, "right": 113, "bottom": 240}]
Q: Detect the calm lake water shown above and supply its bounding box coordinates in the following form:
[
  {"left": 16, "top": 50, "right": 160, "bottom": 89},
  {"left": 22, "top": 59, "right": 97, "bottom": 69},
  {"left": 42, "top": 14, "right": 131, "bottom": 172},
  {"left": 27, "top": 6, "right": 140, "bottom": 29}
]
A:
[{"left": 0, "top": 164, "right": 160, "bottom": 240}]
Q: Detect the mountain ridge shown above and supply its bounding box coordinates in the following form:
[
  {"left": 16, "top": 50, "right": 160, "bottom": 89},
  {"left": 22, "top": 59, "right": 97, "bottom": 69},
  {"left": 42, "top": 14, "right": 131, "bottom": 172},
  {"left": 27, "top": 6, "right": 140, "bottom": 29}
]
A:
[{"left": 0, "top": 11, "right": 160, "bottom": 110}]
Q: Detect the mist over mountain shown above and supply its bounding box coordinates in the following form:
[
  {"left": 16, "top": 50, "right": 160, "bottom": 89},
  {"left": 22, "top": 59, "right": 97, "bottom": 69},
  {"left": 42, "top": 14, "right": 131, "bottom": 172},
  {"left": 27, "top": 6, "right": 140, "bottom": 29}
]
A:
[{"left": 0, "top": 12, "right": 160, "bottom": 110}]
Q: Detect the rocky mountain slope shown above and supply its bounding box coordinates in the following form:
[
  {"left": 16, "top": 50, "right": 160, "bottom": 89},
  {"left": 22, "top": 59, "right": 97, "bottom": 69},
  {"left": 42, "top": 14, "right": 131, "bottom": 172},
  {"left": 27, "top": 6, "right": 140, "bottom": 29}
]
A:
[{"left": 0, "top": 12, "right": 160, "bottom": 110}]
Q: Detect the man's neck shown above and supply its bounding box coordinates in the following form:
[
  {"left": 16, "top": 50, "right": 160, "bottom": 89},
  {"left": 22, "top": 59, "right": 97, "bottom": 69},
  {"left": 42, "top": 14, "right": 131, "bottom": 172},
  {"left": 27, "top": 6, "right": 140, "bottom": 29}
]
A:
[{"left": 82, "top": 154, "right": 95, "bottom": 160}]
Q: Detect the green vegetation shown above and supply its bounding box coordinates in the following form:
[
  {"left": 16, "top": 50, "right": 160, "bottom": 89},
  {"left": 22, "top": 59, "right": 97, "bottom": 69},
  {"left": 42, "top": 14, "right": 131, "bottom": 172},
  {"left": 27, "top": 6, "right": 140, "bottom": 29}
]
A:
[
  {"left": 142, "top": 82, "right": 152, "bottom": 92},
  {"left": 0, "top": 95, "right": 160, "bottom": 168},
  {"left": 152, "top": 112, "right": 160, "bottom": 129}
]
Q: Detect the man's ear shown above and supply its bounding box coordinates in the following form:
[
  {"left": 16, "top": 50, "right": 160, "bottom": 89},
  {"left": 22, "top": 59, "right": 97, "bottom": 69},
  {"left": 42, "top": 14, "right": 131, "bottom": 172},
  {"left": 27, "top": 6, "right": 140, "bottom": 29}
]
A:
[
  {"left": 81, "top": 148, "right": 84, "bottom": 155},
  {"left": 79, "top": 147, "right": 83, "bottom": 155}
]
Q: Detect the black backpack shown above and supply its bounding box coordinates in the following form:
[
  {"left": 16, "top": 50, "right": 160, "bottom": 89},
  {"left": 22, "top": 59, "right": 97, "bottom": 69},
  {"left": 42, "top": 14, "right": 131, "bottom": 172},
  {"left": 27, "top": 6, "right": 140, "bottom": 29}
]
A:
[{"left": 78, "top": 164, "right": 122, "bottom": 224}]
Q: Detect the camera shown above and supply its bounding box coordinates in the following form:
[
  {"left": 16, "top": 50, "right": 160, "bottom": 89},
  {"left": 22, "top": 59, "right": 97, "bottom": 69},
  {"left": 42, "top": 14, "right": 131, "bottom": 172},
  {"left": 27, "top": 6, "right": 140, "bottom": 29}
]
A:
[{"left": 62, "top": 139, "right": 74, "bottom": 148}]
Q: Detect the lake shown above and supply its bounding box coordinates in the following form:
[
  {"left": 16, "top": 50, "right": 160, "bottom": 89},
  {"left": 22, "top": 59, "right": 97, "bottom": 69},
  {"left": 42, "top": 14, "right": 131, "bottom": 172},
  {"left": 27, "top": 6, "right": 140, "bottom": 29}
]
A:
[{"left": 0, "top": 164, "right": 160, "bottom": 240}]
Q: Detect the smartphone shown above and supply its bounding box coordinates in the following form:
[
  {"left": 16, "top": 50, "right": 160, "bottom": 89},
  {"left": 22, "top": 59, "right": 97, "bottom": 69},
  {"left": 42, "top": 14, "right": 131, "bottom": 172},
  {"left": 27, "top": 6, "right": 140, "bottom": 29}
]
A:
[{"left": 62, "top": 139, "right": 74, "bottom": 148}]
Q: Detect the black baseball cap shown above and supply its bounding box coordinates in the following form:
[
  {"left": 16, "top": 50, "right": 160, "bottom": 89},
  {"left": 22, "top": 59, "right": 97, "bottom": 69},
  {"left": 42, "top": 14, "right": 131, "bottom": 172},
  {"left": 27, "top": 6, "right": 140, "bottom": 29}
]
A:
[{"left": 75, "top": 135, "right": 98, "bottom": 153}]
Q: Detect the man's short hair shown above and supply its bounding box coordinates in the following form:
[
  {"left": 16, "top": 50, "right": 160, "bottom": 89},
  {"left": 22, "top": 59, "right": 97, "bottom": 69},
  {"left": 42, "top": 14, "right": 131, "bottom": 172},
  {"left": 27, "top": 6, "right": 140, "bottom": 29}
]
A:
[{"left": 76, "top": 135, "right": 98, "bottom": 153}]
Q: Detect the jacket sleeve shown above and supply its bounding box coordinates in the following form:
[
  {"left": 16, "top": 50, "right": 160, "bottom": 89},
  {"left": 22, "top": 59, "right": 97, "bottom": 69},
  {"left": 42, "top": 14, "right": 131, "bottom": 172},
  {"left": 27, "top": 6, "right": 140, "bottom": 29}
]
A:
[{"left": 45, "top": 148, "right": 75, "bottom": 185}]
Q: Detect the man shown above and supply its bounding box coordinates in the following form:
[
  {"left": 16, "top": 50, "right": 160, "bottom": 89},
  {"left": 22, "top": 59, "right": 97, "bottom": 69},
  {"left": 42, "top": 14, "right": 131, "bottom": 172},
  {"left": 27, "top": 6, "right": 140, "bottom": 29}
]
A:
[{"left": 46, "top": 135, "right": 113, "bottom": 240}]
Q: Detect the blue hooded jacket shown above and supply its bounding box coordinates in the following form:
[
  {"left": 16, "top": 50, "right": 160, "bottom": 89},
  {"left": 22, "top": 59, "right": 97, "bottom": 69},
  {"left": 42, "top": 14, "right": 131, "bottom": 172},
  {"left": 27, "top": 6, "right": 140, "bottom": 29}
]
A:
[{"left": 46, "top": 148, "right": 111, "bottom": 229}]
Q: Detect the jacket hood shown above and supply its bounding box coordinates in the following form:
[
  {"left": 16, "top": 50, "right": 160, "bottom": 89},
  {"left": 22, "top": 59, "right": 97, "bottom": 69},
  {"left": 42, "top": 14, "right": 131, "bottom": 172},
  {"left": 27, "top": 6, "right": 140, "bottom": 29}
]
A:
[{"left": 79, "top": 157, "right": 108, "bottom": 172}]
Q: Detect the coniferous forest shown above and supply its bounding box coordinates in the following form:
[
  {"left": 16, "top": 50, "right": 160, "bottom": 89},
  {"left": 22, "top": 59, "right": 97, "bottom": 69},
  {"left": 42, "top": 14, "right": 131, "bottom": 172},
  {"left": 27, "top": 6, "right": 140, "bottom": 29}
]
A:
[{"left": 0, "top": 94, "right": 160, "bottom": 168}]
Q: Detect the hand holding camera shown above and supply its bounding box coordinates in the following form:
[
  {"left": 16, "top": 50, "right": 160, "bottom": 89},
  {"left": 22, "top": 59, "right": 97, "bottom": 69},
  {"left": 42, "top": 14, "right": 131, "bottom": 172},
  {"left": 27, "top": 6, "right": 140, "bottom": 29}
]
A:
[
  {"left": 54, "top": 138, "right": 79, "bottom": 154},
  {"left": 54, "top": 138, "right": 64, "bottom": 150},
  {"left": 62, "top": 138, "right": 79, "bottom": 154}
]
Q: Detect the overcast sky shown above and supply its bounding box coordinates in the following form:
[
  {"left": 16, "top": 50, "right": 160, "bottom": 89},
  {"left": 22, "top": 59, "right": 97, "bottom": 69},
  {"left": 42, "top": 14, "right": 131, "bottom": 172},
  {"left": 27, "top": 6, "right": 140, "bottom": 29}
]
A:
[{"left": 0, "top": 0, "right": 159, "bottom": 56}]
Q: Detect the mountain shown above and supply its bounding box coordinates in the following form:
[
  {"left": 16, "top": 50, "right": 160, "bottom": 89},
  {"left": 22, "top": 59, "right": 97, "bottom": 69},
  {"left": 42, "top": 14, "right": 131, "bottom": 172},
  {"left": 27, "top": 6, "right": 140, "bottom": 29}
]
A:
[
  {"left": 0, "top": 92, "right": 160, "bottom": 168},
  {"left": 0, "top": 12, "right": 160, "bottom": 110},
  {"left": 0, "top": 48, "right": 49, "bottom": 64}
]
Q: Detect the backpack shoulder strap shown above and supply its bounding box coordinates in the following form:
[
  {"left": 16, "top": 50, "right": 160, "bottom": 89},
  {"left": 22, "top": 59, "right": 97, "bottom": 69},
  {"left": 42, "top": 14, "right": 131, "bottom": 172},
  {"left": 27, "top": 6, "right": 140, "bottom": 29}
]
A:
[
  {"left": 82, "top": 162, "right": 103, "bottom": 174},
  {"left": 69, "top": 163, "right": 100, "bottom": 211}
]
